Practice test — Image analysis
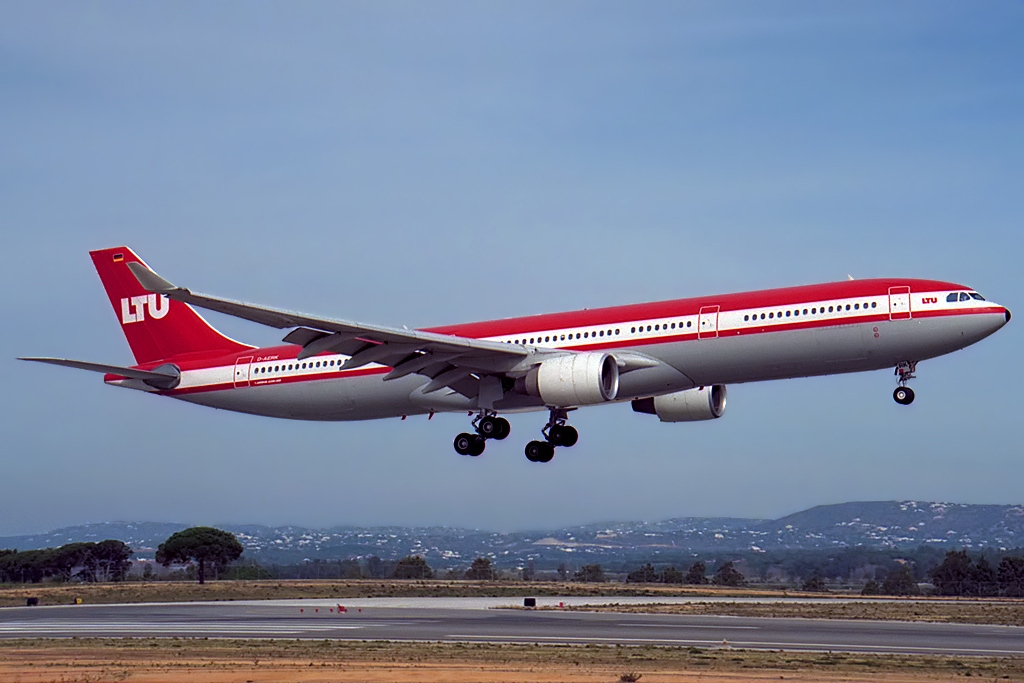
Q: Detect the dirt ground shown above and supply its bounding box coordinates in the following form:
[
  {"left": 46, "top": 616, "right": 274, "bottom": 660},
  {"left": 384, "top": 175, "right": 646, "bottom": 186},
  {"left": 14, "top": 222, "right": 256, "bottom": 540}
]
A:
[
  {"left": 2, "top": 639, "right": 1022, "bottom": 683},
  {"left": 550, "top": 599, "right": 1024, "bottom": 626}
]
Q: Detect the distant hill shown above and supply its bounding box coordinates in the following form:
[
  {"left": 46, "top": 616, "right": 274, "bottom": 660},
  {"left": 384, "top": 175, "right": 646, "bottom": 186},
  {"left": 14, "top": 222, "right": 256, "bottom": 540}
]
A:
[{"left": 3, "top": 501, "right": 1022, "bottom": 568}]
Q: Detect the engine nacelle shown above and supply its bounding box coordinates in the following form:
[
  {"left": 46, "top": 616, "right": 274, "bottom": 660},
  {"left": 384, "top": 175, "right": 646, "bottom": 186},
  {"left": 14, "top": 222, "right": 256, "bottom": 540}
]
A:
[
  {"left": 631, "top": 385, "right": 727, "bottom": 422},
  {"left": 517, "top": 353, "right": 620, "bottom": 406}
]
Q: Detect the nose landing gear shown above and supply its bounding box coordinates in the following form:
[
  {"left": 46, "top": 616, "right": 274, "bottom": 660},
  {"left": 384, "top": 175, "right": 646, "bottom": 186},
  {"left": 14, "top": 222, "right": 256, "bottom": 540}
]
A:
[
  {"left": 525, "top": 408, "right": 579, "bottom": 463},
  {"left": 893, "top": 361, "right": 917, "bottom": 405},
  {"left": 454, "top": 411, "right": 511, "bottom": 456}
]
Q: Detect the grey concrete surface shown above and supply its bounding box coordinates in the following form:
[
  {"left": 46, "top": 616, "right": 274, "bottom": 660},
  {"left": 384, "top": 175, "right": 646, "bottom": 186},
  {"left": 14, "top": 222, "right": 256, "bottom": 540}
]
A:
[{"left": 2, "top": 598, "right": 1023, "bottom": 656}]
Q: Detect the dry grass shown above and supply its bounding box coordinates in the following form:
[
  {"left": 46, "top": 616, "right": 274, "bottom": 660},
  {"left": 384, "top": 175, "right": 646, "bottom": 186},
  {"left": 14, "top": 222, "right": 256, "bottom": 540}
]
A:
[
  {"left": 0, "top": 579, "right": 793, "bottom": 608},
  {"left": 554, "top": 599, "right": 1024, "bottom": 626},
  {"left": 2, "top": 638, "right": 1024, "bottom": 682}
]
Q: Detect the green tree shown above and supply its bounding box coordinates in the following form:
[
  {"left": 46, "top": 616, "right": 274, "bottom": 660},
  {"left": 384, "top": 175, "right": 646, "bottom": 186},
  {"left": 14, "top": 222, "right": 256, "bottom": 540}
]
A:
[
  {"left": 88, "top": 540, "right": 133, "bottom": 582},
  {"left": 998, "top": 556, "right": 1024, "bottom": 597},
  {"left": 929, "top": 550, "right": 974, "bottom": 596},
  {"left": 556, "top": 562, "right": 569, "bottom": 581},
  {"left": 155, "top": 527, "right": 243, "bottom": 584},
  {"left": 684, "top": 561, "right": 708, "bottom": 585},
  {"left": 711, "top": 561, "right": 745, "bottom": 587},
  {"left": 464, "top": 557, "right": 495, "bottom": 580},
  {"left": 573, "top": 564, "right": 605, "bottom": 582},
  {"left": 861, "top": 579, "right": 880, "bottom": 595},
  {"left": 801, "top": 573, "right": 826, "bottom": 592},
  {"left": 393, "top": 555, "right": 433, "bottom": 579},
  {"left": 626, "top": 563, "right": 659, "bottom": 583},
  {"left": 881, "top": 565, "right": 919, "bottom": 596},
  {"left": 972, "top": 556, "right": 997, "bottom": 597},
  {"left": 661, "top": 566, "right": 684, "bottom": 584}
]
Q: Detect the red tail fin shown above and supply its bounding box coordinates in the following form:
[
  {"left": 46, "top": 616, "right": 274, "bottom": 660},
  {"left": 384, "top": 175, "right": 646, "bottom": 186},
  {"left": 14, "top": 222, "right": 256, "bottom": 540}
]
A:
[{"left": 90, "top": 247, "right": 252, "bottom": 364}]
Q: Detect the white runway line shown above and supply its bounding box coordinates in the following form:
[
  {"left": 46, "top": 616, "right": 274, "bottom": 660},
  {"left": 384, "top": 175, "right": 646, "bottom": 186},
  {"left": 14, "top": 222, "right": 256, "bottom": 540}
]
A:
[{"left": 616, "top": 623, "right": 758, "bottom": 630}]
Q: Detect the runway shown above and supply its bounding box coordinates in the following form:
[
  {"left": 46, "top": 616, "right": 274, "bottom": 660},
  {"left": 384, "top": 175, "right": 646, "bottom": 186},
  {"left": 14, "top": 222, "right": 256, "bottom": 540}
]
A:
[{"left": 2, "top": 597, "right": 1024, "bottom": 656}]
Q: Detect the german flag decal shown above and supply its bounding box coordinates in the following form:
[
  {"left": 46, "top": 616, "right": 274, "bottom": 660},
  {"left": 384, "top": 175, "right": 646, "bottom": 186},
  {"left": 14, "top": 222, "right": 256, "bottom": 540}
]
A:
[{"left": 112, "top": 253, "right": 124, "bottom": 262}]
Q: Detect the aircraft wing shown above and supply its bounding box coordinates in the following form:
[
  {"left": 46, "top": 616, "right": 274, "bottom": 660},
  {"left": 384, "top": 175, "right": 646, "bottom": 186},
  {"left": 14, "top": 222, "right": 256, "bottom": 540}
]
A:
[{"left": 127, "top": 262, "right": 533, "bottom": 394}]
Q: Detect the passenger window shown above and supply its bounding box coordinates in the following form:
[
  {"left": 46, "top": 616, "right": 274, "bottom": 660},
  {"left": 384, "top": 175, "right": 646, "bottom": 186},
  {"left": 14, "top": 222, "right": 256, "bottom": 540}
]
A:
[
  {"left": 584, "top": 332, "right": 589, "bottom": 338},
  {"left": 854, "top": 304, "right": 859, "bottom": 310},
  {"left": 631, "top": 327, "right": 636, "bottom": 333},
  {"left": 871, "top": 302, "right": 877, "bottom": 308},
  {"left": 615, "top": 329, "right": 620, "bottom": 335},
  {"left": 828, "top": 306, "right": 834, "bottom": 313},
  {"left": 647, "top": 325, "right": 652, "bottom": 331},
  {"left": 687, "top": 321, "right": 692, "bottom": 327},
  {"left": 786, "top": 311, "right": 791, "bottom": 317},
  {"left": 769, "top": 312, "right": 774, "bottom": 319},
  {"left": 760, "top": 313, "right": 766, "bottom": 320},
  {"left": 846, "top": 305, "right": 851, "bottom": 311},
  {"left": 744, "top": 315, "right": 749, "bottom": 321}
]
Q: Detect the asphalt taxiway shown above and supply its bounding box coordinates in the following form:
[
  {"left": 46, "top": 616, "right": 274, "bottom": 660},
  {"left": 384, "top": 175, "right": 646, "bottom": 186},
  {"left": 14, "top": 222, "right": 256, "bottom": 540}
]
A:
[{"left": 2, "top": 597, "right": 1023, "bottom": 656}]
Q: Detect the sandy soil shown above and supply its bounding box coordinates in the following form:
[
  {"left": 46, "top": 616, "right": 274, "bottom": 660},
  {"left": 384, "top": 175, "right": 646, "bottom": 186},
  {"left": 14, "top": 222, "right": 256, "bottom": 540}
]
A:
[{"left": 1, "top": 639, "right": 1022, "bottom": 683}]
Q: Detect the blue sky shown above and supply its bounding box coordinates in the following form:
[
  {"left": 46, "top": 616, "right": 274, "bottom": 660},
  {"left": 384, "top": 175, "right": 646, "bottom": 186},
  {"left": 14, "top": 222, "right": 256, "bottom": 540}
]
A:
[{"left": 1, "top": 3, "right": 1021, "bottom": 535}]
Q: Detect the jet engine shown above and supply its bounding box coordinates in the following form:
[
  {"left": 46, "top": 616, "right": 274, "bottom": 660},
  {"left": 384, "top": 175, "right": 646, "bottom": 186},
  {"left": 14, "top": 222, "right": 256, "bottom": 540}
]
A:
[
  {"left": 516, "top": 352, "right": 620, "bottom": 406},
  {"left": 631, "top": 385, "right": 727, "bottom": 422}
]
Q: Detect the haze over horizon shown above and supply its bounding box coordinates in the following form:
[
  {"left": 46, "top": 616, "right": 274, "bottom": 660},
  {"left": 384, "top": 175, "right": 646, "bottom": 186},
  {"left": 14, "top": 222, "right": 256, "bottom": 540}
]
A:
[{"left": 2, "top": 3, "right": 1020, "bottom": 536}]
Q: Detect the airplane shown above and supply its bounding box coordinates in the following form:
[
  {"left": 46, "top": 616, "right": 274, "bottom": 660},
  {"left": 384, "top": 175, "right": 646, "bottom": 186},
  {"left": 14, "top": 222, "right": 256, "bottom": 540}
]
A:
[{"left": 21, "top": 246, "right": 1010, "bottom": 463}]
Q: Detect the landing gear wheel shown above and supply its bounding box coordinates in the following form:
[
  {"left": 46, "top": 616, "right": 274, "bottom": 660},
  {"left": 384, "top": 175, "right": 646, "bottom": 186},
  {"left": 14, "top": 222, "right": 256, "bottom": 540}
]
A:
[
  {"left": 525, "top": 440, "right": 555, "bottom": 463},
  {"left": 893, "top": 387, "right": 915, "bottom": 405},
  {"left": 477, "top": 416, "right": 511, "bottom": 440},
  {"left": 455, "top": 433, "right": 486, "bottom": 456},
  {"left": 467, "top": 434, "right": 486, "bottom": 456},
  {"left": 494, "top": 417, "right": 511, "bottom": 440},
  {"left": 548, "top": 425, "right": 578, "bottom": 448}
]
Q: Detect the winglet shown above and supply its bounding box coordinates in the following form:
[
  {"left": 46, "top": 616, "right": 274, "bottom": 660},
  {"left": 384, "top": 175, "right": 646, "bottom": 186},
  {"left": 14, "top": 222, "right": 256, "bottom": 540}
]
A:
[{"left": 127, "top": 261, "right": 181, "bottom": 295}]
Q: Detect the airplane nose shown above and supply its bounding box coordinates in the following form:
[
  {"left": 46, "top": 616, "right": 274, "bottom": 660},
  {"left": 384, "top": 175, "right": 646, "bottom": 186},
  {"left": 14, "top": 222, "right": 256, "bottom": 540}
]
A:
[{"left": 1007, "top": 309, "right": 1012, "bottom": 323}]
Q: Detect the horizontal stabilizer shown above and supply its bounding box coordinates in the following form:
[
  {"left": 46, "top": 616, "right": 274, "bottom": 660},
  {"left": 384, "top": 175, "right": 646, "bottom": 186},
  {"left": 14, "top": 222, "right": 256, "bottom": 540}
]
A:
[{"left": 18, "top": 357, "right": 180, "bottom": 389}]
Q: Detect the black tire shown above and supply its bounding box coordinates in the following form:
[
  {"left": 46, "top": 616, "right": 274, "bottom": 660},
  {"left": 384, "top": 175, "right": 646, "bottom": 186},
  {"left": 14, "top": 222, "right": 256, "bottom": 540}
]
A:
[
  {"left": 547, "top": 425, "right": 565, "bottom": 445},
  {"left": 494, "top": 417, "right": 511, "bottom": 440},
  {"left": 454, "top": 433, "right": 474, "bottom": 455},
  {"left": 468, "top": 434, "right": 486, "bottom": 456},
  {"left": 525, "top": 440, "right": 545, "bottom": 462},
  {"left": 477, "top": 416, "right": 499, "bottom": 438},
  {"left": 893, "top": 387, "right": 915, "bottom": 405},
  {"left": 559, "top": 425, "right": 579, "bottom": 447},
  {"left": 538, "top": 442, "right": 555, "bottom": 463}
]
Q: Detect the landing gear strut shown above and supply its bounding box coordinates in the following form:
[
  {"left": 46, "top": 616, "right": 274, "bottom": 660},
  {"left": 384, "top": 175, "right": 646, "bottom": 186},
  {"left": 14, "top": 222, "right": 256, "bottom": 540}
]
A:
[
  {"left": 893, "top": 361, "right": 917, "bottom": 405},
  {"left": 454, "top": 411, "right": 510, "bottom": 456},
  {"left": 525, "top": 408, "right": 579, "bottom": 463}
]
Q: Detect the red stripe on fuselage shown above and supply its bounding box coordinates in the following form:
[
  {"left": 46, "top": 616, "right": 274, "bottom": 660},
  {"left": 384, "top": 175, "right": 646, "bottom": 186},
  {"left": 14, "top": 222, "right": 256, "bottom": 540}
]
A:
[{"left": 427, "top": 278, "right": 964, "bottom": 339}]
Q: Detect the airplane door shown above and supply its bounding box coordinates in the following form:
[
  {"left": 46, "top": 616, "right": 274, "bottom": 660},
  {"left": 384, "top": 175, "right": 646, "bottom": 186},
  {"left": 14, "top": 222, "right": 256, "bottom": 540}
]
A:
[
  {"left": 889, "top": 286, "right": 912, "bottom": 321},
  {"left": 698, "top": 305, "right": 720, "bottom": 339},
  {"left": 234, "top": 356, "right": 253, "bottom": 388}
]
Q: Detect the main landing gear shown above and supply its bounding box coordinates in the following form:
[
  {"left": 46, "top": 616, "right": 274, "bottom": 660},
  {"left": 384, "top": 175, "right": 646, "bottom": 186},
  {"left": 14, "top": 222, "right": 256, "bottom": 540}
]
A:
[
  {"left": 525, "top": 408, "right": 579, "bottom": 464},
  {"left": 453, "top": 411, "right": 510, "bottom": 457},
  {"left": 893, "top": 361, "right": 917, "bottom": 405}
]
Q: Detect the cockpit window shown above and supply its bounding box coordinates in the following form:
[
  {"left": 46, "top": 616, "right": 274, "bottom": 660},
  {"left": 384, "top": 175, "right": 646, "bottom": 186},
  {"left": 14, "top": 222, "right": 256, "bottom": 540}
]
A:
[
  {"left": 970, "top": 292, "right": 986, "bottom": 301},
  {"left": 947, "top": 293, "right": 958, "bottom": 303},
  {"left": 960, "top": 292, "right": 971, "bottom": 302}
]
